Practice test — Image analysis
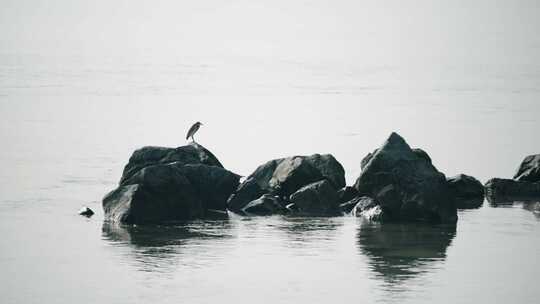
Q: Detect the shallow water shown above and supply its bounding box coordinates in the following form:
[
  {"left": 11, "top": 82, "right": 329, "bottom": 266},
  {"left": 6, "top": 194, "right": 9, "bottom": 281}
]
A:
[{"left": 2, "top": 0, "right": 540, "bottom": 303}]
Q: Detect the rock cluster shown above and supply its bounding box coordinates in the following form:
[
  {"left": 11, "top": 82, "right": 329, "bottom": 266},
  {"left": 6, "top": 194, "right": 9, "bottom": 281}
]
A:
[{"left": 103, "top": 132, "right": 540, "bottom": 225}]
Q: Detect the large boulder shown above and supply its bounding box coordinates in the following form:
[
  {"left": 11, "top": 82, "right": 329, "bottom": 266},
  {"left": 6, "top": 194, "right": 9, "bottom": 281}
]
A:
[
  {"left": 514, "top": 154, "right": 540, "bottom": 183},
  {"left": 353, "top": 132, "right": 457, "bottom": 223},
  {"left": 446, "top": 174, "right": 484, "bottom": 199},
  {"left": 484, "top": 178, "right": 540, "bottom": 204},
  {"left": 103, "top": 144, "right": 240, "bottom": 224},
  {"left": 289, "top": 180, "right": 340, "bottom": 216},
  {"left": 227, "top": 154, "right": 345, "bottom": 213},
  {"left": 119, "top": 143, "right": 223, "bottom": 184}
]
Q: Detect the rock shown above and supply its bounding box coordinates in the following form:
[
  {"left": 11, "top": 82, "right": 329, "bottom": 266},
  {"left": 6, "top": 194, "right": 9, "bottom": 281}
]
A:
[
  {"left": 119, "top": 143, "right": 223, "bottom": 185},
  {"left": 78, "top": 206, "right": 94, "bottom": 217},
  {"left": 514, "top": 154, "right": 540, "bottom": 182},
  {"left": 337, "top": 186, "right": 359, "bottom": 205},
  {"left": 360, "top": 149, "right": 377, "bottom": 170},
  {"left": 340, "top": 197, "right": 362, "bottom": 214},
  {"left": 353, "top": 132, "right": 457, "bottom": 223},
  {"left": 103, "top": 144, "right": 240, "bottom": 224},
  {"left": 412, "top": 148, "right": 432, "bottom": 163},
  {"left": 446, "top": 174, "right": 485, "bottom": 199},
  {"left": 350, "top": 196, "right": 380, "bottom": 218},
  {"left": 289, "top": 180, "right": 340, "bottom": 216},
  {"left": 241, "top": 194, "right": 288, "bottom": 215},
  {"left": 227, "top": 154, "right": 345, "bottom": 213},
  {"left": 485, "top": 178, "right": 540, "bottom": 204}
]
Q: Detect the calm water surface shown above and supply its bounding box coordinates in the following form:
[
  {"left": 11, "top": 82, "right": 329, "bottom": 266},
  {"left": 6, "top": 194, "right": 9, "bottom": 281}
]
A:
[{"left": 2, "top": 1, "right": 540, "bottom": 303}]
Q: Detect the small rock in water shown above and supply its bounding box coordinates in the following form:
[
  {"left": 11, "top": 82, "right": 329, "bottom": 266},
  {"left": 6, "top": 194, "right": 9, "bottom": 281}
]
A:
[{"left": 79, "top": 206, "right": 94, "bottom": 217}]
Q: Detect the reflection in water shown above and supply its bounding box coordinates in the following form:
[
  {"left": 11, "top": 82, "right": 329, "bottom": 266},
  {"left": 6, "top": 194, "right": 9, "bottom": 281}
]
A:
[
  {"left": 276, "top": 216, "right": 342, "bottom": 243},
  {"left": 357, "top": 221, "right": 456, "bottom": 286},
  {"left": 487, "top": 196, "right": 540, "bottom": 219},
  {"left": 454, "top": 197, "right": 484, "bottom": 210},
  {"left": 102, "top": 220, "right": 236, "bottom": 272},
  {"left": 522, "top": 201, "right": 540, "bottom": 219}
]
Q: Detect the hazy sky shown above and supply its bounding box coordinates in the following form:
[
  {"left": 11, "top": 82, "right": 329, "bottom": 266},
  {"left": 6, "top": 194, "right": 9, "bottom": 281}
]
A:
[{"left": 2, "top": 0, "right": 539, "bottom": 66}]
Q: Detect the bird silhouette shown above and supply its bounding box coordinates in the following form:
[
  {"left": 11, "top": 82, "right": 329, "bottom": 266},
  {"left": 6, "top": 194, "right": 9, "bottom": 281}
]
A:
[{"left": 186, "top": 121, "right": 203, "bottom": 143}]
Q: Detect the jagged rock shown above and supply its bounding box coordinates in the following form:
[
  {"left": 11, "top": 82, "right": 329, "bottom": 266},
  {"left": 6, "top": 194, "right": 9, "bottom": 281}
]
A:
[
  {"left": 353, "top": 132, "right": 457, "bottom": 223},
  {"left": 227, "top": 154, "right": 345, "bottom": 213},
  {"left": 241, "top": 194, "right": 288, "bottom": 215},
  {"left": 485, "top": 178, "right": 540, "bottom": 204},
  {"left": 447, "top": 174, "right": 485, "bottom": 199},
  {"left": 103, "top": 144, "right": 239, "bottom": 224},
  {"left": 78, "top": 206, "right": 94, "bottom": 217},
  {"left": 289, "top": 180, "right": 340, "bottom": 216},
  {"left": 514, "top": 154, "right": 540, "bottom": 182}
]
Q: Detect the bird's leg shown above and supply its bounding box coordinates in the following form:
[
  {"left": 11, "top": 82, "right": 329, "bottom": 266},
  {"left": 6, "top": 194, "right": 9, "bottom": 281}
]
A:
[{"left": 192, "top": 134, "right": 196, "bottom": 143}]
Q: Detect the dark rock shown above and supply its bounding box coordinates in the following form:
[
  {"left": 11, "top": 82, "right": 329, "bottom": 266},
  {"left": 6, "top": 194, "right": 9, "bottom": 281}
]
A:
[
  {"left": 103, "top": 144, "right": 240, "bottom": 224},
  {"left": 447, "top": 174, "right": 485, "bottom": 199},
  {"left": 485, "top": 178, "right": 540, "bottom": 204},
  {"left": 78, "top": 206, "right": 94, "bottom": 217},
  {"left": 289, "top": 180, "right": 340, "bottom": 216},
  {"left": 337, "top": 186, "right": 359, "bottom": 205},
  {"left": 412, "top": 148, "right": 432, "bottom": 164},
  {"left": 350, "top": 196, "right": 384, "bottom": 220},
  {"left": 340, "top": 197, "right": 362, "bottom": 214},
  {"left": 227, "top": 154, "right": 345, "bottom": 213},
  {"left": 514, "top": 154, "right": 540, "bottom": 182},
  {"left": 361, "top": 149, "right": 377, "bottom": 170},
  {"left": 241, "top": 194, "right": 288, "bottom": 215},
  {"left": 119, "top": 143, "right": 223, "bottom": 185},
  {"left": 353, "top": 132, "right": 457, "bottom": 223}
]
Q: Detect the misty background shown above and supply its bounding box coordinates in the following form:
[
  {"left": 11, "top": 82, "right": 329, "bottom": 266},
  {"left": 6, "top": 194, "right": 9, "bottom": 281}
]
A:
[{"left": 1, "top": 1, "right": 540, "bottom": 303}]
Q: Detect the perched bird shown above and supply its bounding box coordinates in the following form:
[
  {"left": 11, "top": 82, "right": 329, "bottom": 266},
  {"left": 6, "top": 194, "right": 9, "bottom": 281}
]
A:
[{"left": 186, "top": 121, "right": 203, "bottom": 143}]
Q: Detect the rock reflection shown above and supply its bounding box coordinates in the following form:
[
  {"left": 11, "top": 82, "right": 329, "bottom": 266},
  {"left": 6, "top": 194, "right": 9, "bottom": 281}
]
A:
[
  {"left": 454, "top": 197, "right": 484, "bottom": 210},
  {"left": 487, "top": 196, "right": 540, "bottom": 219},
  {"left": 102, "top": 219, "right": 236, "bottom": 272},
  {"left": 277, "top": 216, "right": 343, "bottom": 246},
  {"left": 357, "top": 221, "right": 456, "bottom": 285}
]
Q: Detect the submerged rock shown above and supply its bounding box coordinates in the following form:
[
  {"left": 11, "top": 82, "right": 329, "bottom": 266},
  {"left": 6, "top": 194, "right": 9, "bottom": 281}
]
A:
[
  {"left": 514, "top": 154, "right": 540, "bottom": 183},
  {"left": 447, "top": 174, "right": 485, "bottom": 199},
  {"left": 484, "top": 178, "right": 540, "bottom": 204},
  {"left": 227, "top": 154, "right": 345, "bottom": 214},
  {"left": 78, "top": 206, "right": 94, "bottom": 217},
  {"left": 289, "top": 180, "right": 340, "bottom": 216},
  {"left": 103, "top": 144, "right": 240, "bottom": 224},
  {"left": 353, "top": 132, "right": 457, "bottom": 223}
]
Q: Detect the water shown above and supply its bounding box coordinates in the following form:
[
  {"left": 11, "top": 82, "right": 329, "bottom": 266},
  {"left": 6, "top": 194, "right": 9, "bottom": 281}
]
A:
[{"left": 2, "top": 1, "right": 540, "bottom": 303}]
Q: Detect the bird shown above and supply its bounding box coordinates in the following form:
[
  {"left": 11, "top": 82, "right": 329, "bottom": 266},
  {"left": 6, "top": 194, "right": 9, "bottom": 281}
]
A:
[{"left": 186, "top": 121, "right": 203, "bottom": 143}]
